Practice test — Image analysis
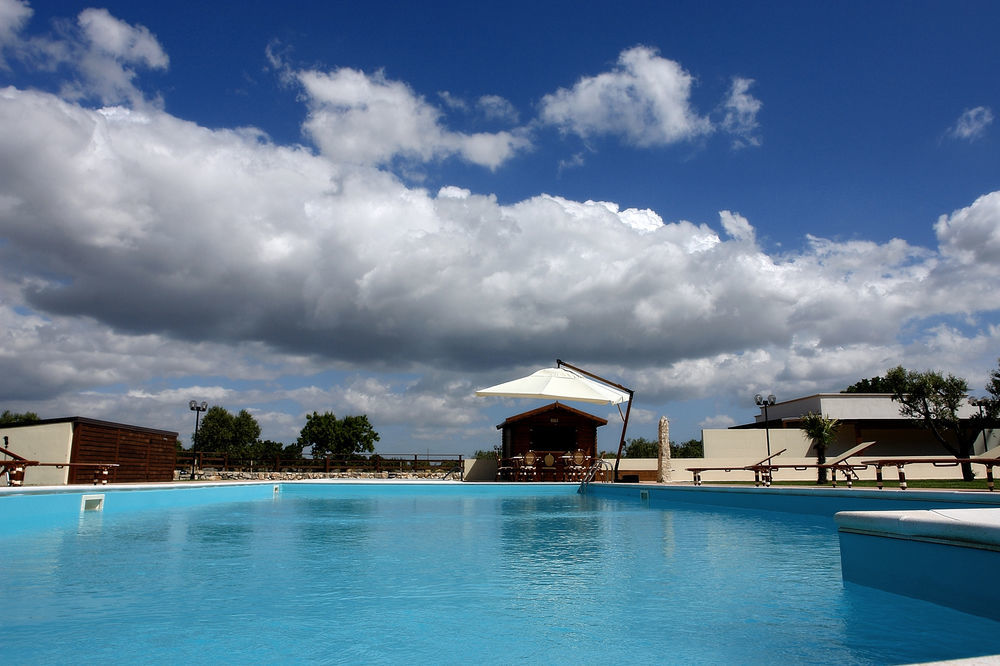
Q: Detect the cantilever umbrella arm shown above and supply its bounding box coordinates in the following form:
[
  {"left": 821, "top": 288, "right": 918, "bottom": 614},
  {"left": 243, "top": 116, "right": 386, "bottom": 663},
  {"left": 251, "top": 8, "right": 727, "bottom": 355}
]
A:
[{"left": 556, "top": 359, "right": 634, "bottom": 482}]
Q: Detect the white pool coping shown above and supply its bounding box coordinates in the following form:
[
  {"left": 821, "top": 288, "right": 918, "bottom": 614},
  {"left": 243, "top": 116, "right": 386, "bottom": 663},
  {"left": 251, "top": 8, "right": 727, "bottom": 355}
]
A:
[{"left": 835, "top": 507, "right": 1000, "bottom": 550}]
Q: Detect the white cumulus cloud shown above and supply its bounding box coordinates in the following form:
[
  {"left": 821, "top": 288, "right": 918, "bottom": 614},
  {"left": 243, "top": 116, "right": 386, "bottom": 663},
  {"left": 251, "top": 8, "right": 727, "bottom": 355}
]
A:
[
  {"left": 296, "top": 66, "right": 529, "bottom": 169},
  {"left": 720, "top": 77, "right": 762, "bottom": 148},
  {"left": 949, "top": 106, "right": 993, "bottom": 141},
  {"left": 539, "top": 45, "right": 714, "bottom": 147}
]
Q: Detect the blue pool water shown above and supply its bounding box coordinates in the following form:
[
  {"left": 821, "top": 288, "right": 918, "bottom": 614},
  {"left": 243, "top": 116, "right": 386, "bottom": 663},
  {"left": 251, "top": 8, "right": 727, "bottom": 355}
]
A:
[{"left": 4, "top": 483, "right": 1000, "bottom": 664}]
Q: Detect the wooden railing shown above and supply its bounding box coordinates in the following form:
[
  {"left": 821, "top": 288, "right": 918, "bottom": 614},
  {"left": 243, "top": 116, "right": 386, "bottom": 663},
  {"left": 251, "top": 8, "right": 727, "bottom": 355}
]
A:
[{"left": 175, "top": 452, "right": 464, "bottom": 477}]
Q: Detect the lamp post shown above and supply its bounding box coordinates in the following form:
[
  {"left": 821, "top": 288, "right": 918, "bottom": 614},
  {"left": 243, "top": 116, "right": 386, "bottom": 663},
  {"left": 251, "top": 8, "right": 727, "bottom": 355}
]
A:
[
  {"left": 189, "top": 400, "right": 207, "bottom": 480},
  {"left": 754, "top": 393, "right": 776, "bottom": 458}
]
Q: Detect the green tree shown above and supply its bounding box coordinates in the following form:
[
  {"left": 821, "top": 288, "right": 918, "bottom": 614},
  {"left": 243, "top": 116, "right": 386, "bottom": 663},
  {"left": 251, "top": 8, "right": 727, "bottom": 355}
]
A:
[
  {"left": 884, "top": 365, "right": 979, "bottom": 480},
  {"left": 249, "top": 439, "right": 284, "bottom": 460},
  {"left": 297, "top": 412, "right": 380, "bottom": 459},
  {"left": 624, "top": 437, "right": 659, "bottom": 458},
  {"left": 799, "top": 412, "right": 840, "bottom": 484},
  {"left": 842, "top": 376, "right": 894, "bottom": 393},
  {"left": 281, "top": 442, "right": 305, "bottom": 459},
  {"left": 671, "top": 439, "right": 704, "bottom": 458},
  {"left": 192, "top": 406, "right": 261, "bottom": 462},
  {"left": 0, "top": 410, "right": 40, "bottom": 426}
]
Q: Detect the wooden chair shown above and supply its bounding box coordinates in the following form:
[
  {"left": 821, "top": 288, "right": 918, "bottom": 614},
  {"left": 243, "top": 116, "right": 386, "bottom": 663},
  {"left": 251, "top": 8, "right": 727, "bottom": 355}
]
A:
[
  {"left": 516, "top": 451, "right": 538, "bottom": 481},
  {"left": 565, "top": 450, "right": 588, "bottom": 481}
]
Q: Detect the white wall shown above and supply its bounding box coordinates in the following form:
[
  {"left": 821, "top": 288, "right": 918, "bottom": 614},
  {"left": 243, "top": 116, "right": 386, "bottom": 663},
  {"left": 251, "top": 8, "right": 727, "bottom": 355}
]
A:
[{"left": 1, "top": 422, "right": 74, "bottom": 485}]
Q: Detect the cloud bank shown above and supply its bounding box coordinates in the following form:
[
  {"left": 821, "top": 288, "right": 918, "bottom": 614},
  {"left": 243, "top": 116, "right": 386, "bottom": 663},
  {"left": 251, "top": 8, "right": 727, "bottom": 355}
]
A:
[{"left": 0, "top": 4, "right": 997, "bottom": 448}]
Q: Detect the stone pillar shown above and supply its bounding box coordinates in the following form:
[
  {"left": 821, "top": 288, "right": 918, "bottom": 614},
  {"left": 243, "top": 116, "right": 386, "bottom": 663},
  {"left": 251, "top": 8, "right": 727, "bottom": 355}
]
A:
[{"left": 657, "top": 416, "right": 671, "bottom": 483}]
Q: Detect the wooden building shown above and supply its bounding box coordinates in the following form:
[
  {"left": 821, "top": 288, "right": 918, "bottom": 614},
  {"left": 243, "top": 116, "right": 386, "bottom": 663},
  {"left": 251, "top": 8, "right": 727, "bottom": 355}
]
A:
[
  {"left": 494, "top": 402, "right": 608, "bottom": 481},
  {"left": 0, "top": 417, "right": 178, "bottom": 485}
]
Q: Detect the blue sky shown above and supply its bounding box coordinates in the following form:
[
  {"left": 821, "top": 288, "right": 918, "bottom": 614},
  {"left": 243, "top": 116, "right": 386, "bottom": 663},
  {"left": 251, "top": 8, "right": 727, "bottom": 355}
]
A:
[{"left": 1, "top": 0, "right": 998, "bottom": 454}]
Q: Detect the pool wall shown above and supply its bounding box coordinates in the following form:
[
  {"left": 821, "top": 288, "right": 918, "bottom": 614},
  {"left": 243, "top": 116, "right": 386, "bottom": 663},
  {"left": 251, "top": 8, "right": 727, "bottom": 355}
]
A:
[
  {"left": 836, "top": 508, "right": 1000, "bottom": 621},
  {"left": 581, "top": 482, "right": 1000, "bottom": 515},
  {"left": 0, "top": 481, "right": 279, "bottom": 535},
  {"left": 0, "top": 480, "right": 571, "bottom": 536}
]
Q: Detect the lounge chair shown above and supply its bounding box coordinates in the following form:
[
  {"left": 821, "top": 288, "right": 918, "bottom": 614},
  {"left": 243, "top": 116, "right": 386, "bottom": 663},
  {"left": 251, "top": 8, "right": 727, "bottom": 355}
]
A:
[
  {"left": 861, "top": 447, "right": 1000, "bottom": 491},
  {"left": 687, "top": 449, "right": 787, "bottom": 486},
  {"left": 754, "top": 441, "right": 877, "bottom": 488}
]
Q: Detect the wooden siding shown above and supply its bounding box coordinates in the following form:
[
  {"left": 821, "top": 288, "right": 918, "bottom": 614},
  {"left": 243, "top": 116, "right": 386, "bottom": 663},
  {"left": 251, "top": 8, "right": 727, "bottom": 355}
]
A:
[
  {"left": 69, "top": 421, "right": 177, "bottom": 483},
  {"left": 499, "top": 403, "right": 604, "bottom": 459}
]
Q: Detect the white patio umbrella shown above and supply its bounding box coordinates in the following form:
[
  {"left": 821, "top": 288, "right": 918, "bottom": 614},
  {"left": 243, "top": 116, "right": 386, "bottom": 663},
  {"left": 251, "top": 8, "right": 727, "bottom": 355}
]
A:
[
  {"left": 475, "top": 360, "right": 634, "bottom": 481},
  {"left": 474, "top": 367, "right": 629, "bottom": 405}
]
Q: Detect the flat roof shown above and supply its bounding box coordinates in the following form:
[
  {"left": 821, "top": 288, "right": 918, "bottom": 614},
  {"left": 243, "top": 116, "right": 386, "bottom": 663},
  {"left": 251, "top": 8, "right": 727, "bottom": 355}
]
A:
[{"left": 0, "top": 416, "right": 178, "bottom": 438}]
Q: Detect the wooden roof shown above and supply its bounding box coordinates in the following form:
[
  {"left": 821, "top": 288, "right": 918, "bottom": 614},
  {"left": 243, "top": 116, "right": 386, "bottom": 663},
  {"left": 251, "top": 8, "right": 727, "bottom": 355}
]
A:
[{"left": 496, "top": 401, "right": 608, "bottom": 429}]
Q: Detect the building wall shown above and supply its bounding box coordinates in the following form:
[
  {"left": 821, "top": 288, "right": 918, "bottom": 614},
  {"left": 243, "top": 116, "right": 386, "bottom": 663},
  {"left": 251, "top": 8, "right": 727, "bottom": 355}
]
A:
[
  {"left": 2, "top": 419, "right": 178, "bottom": 486},
  {"left": 0, "top": 422, "right": 74, "bottom": 485},
  {"left": 70, "top": 421, "right": 177, "bottom": 483},
  {"left": 500, "top": 409, "right": 601, "bottom": 458},
  {"left": 757, "top": 393, "right": 980, "bottom": 423},
  {"left": 704, "top": 429, "right": 814, "bottom": 459}
]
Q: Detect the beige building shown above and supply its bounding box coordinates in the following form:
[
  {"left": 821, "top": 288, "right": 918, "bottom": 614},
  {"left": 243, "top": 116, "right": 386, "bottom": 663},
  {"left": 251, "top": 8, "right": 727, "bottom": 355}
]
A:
[
  {"left": 1, "top": 417, "right": 178, "bottom": 486},
  {"left": 684, "top": 393, "right": 998, "bottom": 483}
]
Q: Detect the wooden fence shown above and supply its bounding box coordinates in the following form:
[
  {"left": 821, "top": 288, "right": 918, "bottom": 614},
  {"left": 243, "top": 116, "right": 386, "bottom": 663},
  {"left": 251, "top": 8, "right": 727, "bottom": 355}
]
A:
[{"left": 175, "top": 451, "right": 464, "bottom": 477}]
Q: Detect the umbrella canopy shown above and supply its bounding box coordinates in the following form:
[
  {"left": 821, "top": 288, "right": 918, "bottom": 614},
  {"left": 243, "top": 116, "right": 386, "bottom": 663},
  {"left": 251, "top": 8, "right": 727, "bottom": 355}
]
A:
[{"left": 475, "top": 367, "right": 629, "bottom": 405}]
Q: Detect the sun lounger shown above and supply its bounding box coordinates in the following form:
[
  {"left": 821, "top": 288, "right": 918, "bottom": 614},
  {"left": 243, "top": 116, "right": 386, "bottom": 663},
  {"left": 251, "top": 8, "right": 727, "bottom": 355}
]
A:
[
  {"left": 750, "top": 441, "right": 877, "bottom": 488},
  {"left": 861, "top": 449, "right": 1000, "bottom": 491},
  {"left": 687, "top": 449, "right": 787, "bottom": 486}
]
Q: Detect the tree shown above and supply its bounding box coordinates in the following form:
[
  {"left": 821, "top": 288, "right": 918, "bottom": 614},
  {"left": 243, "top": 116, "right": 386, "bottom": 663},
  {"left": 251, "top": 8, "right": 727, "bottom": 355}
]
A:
[
  {"left": 800, "top": 412, "right": 839, "bottom": 484},
  {"left": 281, "top": 442, "right": 305, "bottom": 459},
  {"left": 473, "top": 449, "right": 499, "bottom": 460},
  {"left": 842, "top": 376, "right": 894, "bottom": 393},
  {"left": 297, "top": 412, "right": 380, "bottom": 459},
  {"left": 623, "top": 437, "right": 704, "bottom": 458},
  {"left": 192, "top": 406, "right": 261, "bottom": 462},
  {"left": 624, "top": 437, "right": 659, "bottom": 458},
  {"left": 671, "top": 439, "right": 704, "bottom": 458},
  {"left": 0, "top": 410, "right": 40, "bottom": 426},
  {"left": 984, "top": 358, "right": 1000, "bottom": 416},
  {"left": 884, "top": 365, "right": 979, "bottom": 480}
]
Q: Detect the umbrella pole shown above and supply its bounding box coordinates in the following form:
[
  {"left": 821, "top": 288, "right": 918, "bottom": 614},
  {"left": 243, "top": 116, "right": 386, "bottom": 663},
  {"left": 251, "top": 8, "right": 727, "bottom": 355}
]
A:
[
  {"left": 556, "top": 359, "right": 634, "bottom": 482},
  {"left": 612, "top": 396, "right": 633, "bottom": 482}
]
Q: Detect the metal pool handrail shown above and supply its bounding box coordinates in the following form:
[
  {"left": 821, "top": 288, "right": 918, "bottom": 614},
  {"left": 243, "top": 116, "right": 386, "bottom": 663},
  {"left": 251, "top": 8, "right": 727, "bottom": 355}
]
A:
[{"left": 579, "top": 458, "right": 613, "bottom": 488}]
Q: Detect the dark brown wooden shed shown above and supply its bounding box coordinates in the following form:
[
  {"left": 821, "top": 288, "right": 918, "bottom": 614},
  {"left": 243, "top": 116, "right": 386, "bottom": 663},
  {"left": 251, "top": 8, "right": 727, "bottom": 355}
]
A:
[
  {"left": 0, "top": 417, "right": 178, "bottom": 485},
  {"left": 497, "top": 402, "right": 607, "bottom": 459}
]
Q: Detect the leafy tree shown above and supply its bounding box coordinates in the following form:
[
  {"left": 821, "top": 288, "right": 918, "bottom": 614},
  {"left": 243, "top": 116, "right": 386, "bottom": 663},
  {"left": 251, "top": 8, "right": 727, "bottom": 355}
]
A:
[
  {"left": 671, "top": 439, "right": 704, "bottom": 458},
  {"left": 281, "top": 442, "right": 305, "bottom": 459},
  {"left": 842, "top": 376, "right": 894, "bottom": 393},
  {"left": 623, "top": 437, "right": 704, "bottom": 458},
  {"left": 884, "top": 365, "right": 980, "bottom": 480},
  {"left": 0, "top": 410, "right": 40, "bottom": 426},
  {"left": 297, "top": 412, "right": 380, "bottom": 459},
  {"left": 249, "top": 439, "right": 284, "bottom": 460},
  {"left": 625, "top": 437, "right": 659, "bottom": 458},
  {"left": 799, "top": 412, "right": 840, "bottom": 484},
  {"left": 474, "top": 449, "right": 499, "bottom": 460},
  {"left": 192, "top": 406, "right": 261, "bottom": 462},
  {"left": 984, "top": 359, "right": 1000, "bottom": 416}
]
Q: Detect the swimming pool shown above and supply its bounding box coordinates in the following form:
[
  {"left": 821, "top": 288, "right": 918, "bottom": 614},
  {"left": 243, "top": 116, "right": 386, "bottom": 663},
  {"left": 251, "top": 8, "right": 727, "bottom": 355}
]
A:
[{"left": 4, "top": 482, "right": 1000, "bottom": 664}]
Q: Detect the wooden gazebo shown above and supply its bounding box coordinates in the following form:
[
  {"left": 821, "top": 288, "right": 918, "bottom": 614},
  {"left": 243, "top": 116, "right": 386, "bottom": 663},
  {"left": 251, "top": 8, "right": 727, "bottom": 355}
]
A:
[{"left": 495, "top": 402, "right": 606, "bottom": 481}]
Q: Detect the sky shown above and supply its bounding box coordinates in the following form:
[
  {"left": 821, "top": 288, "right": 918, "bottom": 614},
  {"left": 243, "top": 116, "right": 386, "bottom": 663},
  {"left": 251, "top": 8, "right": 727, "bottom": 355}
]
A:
[{"left": 1, "top": 0, "right": 999, "bottom": 455}]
